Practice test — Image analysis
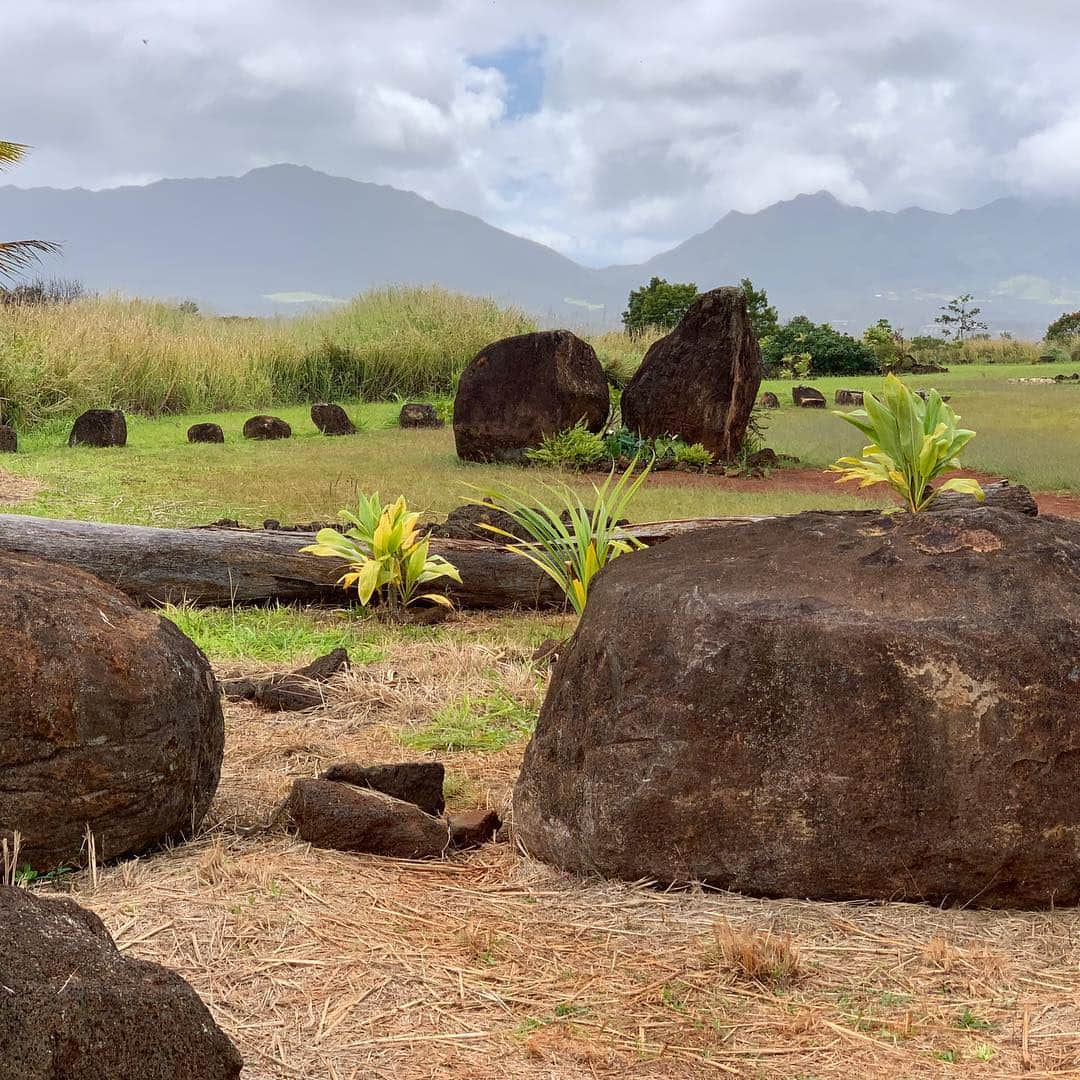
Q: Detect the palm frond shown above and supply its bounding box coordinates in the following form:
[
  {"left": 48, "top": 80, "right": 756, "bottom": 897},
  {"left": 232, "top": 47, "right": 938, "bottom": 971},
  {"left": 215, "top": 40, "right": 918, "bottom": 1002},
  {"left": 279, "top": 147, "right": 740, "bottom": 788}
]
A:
[
  {"left": 0, "top": 240, "right": 61, "bottom": 280},
  {"left": 0, "top": 142, "right": 28, "bottom": 169}
]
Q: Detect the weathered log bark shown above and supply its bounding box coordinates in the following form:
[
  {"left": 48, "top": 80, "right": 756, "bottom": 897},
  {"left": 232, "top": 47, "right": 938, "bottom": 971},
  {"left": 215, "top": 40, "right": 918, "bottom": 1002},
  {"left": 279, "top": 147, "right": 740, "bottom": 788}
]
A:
[
  {"left": 926, "top": 479, "right": 1038, "bottom": 516},
  {"left": 0, "top": 481, "right": 1032, "bottom": 610},
  {"left": 0, "top": 515, "right": 567, "bottom": 608}
]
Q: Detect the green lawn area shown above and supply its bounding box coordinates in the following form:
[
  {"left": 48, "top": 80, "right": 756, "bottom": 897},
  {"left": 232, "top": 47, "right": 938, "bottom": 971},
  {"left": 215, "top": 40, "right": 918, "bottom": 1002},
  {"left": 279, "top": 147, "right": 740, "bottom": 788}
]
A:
[
  {"left": 760, "top": 362, "right": 1080, "bottom": 494},
  {"left": 2, "top": 362, "right": 1076, "bottom": 528}
]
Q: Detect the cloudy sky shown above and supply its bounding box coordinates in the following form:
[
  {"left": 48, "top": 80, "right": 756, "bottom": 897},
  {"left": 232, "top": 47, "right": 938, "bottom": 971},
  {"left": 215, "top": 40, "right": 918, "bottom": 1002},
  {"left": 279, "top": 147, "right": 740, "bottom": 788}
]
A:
[{"left": 3, "top": 0, "right": 1077, "bottom": 265}]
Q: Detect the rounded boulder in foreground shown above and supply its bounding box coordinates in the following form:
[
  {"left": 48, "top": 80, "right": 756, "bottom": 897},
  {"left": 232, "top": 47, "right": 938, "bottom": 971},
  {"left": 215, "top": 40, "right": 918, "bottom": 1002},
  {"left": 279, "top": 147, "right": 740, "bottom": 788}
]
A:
[
  {"left": 0, "top": 552, "right": 224, "bottom": 872},
  {"left": 0, "top": 886, "right": 243, "bottom": 1078},
  {"left": 453, "top": 329, "right": 609, "bottom": 463},
  {"left": 514, "top": 508, "right": 1080, "bottom": 908}
]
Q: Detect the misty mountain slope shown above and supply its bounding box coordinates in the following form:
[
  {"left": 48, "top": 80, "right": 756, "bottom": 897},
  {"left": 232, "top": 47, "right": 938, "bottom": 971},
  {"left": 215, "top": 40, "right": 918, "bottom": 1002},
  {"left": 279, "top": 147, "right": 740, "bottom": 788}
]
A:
[
  {"left": 1, "top": 165, "right": 1078, "bottom": 335},
  {"left": 637, "top": 191, "right": 1080, "bottom": 334},
  {"left": 0, "top": 164, "right": 596, "bottom": 317}
]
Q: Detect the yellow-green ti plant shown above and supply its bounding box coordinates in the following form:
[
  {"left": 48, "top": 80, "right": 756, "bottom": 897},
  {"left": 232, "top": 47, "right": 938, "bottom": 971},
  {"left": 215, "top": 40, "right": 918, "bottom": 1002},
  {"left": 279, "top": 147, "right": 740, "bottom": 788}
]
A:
[
  {"left": 829, "top": 374, "right": 984, "bottom": 512},
  {"left": 301, "top": 493, "right": 461, "bottom": 611},
  {"left": 473, "top": 458, "right": 651, "bottom": 616}
]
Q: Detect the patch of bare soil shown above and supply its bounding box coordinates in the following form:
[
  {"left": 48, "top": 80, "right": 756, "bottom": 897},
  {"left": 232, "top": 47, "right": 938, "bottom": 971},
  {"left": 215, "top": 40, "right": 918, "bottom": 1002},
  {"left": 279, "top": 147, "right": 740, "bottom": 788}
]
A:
[
  {"left": 27, "top": 621, "right": 1080, "bottom": 1078},
  {"left": 0, "top": 469, "right": 41, "bottom": 505}
]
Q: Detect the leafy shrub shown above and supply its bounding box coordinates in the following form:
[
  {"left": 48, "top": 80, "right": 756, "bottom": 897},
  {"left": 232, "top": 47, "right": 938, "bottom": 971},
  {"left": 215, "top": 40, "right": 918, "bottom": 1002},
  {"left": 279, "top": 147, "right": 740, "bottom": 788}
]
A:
[
  {"left": 829, "top": 375, "right": 984, "bottom": 512},
  {"left": 671, "top": 442, "right": 713, "bottom": 470},
  {"left": 1046, "top": 311, "right": 1080, "bottom": 342},
  {"left": 301, "top": 493, "right": 461, "bottom": 611},
  {"left": 525, "top": 422, "right": 607, "bottom": 470},
  {"left": 601, "top": 427, "right": 713, "bottom": 469},
  {"left": 475, "top": 460, "right": 651, "bottom": 615},
  {"left": 602, "top": 426, "right": 649, "bottom": 461},
  {"left": 0, "top": 277, "right": 86, "bottom": 307},
  {"left": 622, "top": 276, "right": 699, "bottom": 333},
  {"left": 762, "top": 316, "right": 879, "bottom": 377}
]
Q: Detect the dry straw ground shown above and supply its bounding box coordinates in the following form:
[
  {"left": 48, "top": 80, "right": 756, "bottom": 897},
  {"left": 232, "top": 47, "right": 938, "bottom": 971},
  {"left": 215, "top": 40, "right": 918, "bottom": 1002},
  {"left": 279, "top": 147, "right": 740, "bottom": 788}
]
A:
[{"left": 28, "top": 620, "right": 1080, "bottom": 1078}]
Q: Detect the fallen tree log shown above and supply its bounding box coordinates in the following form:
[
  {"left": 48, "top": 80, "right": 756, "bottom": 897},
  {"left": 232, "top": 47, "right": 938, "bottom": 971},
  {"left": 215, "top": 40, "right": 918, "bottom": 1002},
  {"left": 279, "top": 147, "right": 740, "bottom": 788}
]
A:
[
  {"left": 0, "top": 481, "right": 1032, "bottom": 610},
  {"left": 0, "top": 513, "right": 760, "bottom": 609}
]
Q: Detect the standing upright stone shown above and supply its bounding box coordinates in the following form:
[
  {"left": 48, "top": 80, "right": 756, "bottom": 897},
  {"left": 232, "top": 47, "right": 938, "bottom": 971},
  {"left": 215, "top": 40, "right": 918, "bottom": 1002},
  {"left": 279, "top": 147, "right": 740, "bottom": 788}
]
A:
[
  {"left": 453, "top": 330, "right": 609, "bottom": 463},
  {"left": 620, "top": 287, "right": 762, "bottom": 461},
  {"left": 0, "top": 425, "right": 16, "bottom": 452},
  {"left": 311, "top": 403, "right": 356, "bottom": 436}
]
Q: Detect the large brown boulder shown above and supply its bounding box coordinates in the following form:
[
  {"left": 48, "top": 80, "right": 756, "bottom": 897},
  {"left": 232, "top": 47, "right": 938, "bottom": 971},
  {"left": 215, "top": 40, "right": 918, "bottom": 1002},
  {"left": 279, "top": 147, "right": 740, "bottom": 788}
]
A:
[
  {"left": 453, "top": 330, "right": 609, "bottom": 463},
  {"left": 620, "top": 288, "right": 762, "bottom": 461},
  {"left": 0, "top": 552, "right": 224, "bottom": 872},
  {"left": 514, "top": 508, "right": 1080, "bottom": 908},
  {"left": 0, "top": 886, "right": 242, "bottom": 1078}
]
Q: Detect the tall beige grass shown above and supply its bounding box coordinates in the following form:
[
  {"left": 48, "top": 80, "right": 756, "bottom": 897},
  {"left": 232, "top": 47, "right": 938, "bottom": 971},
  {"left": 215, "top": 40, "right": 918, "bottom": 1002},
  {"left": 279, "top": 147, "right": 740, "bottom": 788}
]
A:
[{"left": 0, "top": 286, "right": 536, "bottom": 427}]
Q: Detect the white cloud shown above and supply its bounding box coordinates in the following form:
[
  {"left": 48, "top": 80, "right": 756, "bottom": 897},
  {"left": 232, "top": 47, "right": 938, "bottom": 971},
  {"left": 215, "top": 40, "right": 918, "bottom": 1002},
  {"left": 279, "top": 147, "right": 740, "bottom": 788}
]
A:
[{"left": 1, "top": 0, "right": 1078, "bottom": 264}]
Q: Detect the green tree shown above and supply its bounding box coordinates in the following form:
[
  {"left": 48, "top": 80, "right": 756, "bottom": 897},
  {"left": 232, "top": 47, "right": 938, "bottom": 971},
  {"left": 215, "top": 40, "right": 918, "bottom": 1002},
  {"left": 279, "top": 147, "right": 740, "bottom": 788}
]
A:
[
  {"left": 1045, "top": 311, "right": 1080, "bottom": 341},
  {"left": 622, "top": 276, "right": 699, "bottom": 333},
  {"left": 762, "top": 317, "right": 879, "bottom": 377},
  {"left": 0, "top": 143, "right": 59, "bottom": 278},
  {"left": 739, "top": 278, "right": 779, "bottom": 341},
  {"left": 934, "top": 294, "right": 987, "bottom": 342}
]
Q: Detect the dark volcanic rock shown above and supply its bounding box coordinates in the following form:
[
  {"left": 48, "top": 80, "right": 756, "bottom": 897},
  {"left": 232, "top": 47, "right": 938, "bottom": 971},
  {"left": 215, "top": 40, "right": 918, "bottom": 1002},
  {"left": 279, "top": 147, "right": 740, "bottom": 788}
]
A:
[
  {"left": 0, "top": 553, "right": 224, "bottom": 872},
  {"left": 792, "top": 385, "right": 826, "bottom": 407},
  {"left": 449, "top": 809, "right": 502, "bottom": 849},
  {"left": 222, "top": 648, "right": 349, "bottom": 712},
  {"left": 187, "top": 422, "right": 225, "bottom": 443},
  {"left": 425, "top": 502, "right": 532, "bottom": 542},
  {"left": 834, "top": 389, "right": 864, "bottom": 406},
  {"left": 68, "top": 408, "right": 127, "bottom": 447},
  {"left": 243, "top": 414, "right": 291, "bottom": 440},
  {"left": 453, "top": 330, "right": 608, "bottom": 463},
  {"left": 621, "top": 287, "right": 762, "bottom": 461},
  {"left": 0, "top": 887, "right": 242, "bottom": 1079},
  {"left": 320, "top": 761, "right": 446, "bottom": 816},
  {"left": 311, "top": 402, "right": 357, "bottom": 435},
  {"left": 287, "top": 779, "right": 449, "bottom": 857},
  {"left": 399, "top": 402, "right": 444, "bottom": 428},
  {"left": 744, "top": 448, "right": 779, "bottom": 470},
  {"left": 0, "top": 424, "right": 15, "bottom": 452},
  {"left": 759, "top": 391, "right": 780, "bottom": 409},
  {"left": 514, "top": 508, "right": 1080, "bottom": 908}
]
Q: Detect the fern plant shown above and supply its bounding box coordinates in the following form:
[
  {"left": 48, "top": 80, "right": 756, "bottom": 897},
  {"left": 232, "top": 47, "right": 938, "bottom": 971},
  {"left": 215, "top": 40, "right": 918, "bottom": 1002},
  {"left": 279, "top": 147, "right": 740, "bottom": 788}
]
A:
[
  {"left": 301, "top": 493, "right": 461, "bottom": 611},
  {"left": 473, "top": 459, "right": 651, "bottom": 615},
  {"left": 829, "top": 374, "right": 984, "bottom": 512},
  {"left": 525, "top": 421, "right": 607, "bottom": 470}
]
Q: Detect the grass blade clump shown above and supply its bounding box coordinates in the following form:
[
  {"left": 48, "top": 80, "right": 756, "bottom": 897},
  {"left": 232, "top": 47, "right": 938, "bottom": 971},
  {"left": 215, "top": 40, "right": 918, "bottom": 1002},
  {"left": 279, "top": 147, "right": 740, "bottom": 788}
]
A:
[{"left": 473, "top": 458, "right": 651, "bottom": 616}]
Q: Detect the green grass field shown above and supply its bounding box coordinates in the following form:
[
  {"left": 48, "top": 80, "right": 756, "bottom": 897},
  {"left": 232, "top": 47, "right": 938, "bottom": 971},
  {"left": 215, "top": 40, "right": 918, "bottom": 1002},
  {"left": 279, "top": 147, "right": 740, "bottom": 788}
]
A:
[
  {"left": 2, "top": 361, "right": 1077, "bottom": 529},
  {"left": 760, "top": 363, "right": 1080, "bottom": 493}
]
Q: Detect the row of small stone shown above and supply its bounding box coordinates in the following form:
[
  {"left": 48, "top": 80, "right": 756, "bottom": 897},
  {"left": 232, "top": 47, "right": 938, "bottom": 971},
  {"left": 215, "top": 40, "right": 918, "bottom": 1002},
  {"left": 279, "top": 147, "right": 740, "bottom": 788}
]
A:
[
  {"left": 0, "top": 401, "right": 444, "bottom": 453},
  {"left": 759, "top": 386, "right": 949, "bottom": 409}
]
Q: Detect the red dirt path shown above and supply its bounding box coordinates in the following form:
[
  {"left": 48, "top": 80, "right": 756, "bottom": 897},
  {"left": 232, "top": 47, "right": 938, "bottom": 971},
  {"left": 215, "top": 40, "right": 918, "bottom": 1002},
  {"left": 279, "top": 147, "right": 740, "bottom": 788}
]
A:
[{"left": 646, "top": 466, "right": 1080, "bottom": 520}]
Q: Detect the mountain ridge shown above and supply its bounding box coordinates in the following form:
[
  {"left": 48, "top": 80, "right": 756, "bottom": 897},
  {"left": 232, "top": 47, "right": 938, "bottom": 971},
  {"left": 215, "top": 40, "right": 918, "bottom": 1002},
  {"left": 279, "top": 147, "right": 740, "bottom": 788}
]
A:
[{"left": 1, "top": 163, "right": 1077, "bottom": 336}]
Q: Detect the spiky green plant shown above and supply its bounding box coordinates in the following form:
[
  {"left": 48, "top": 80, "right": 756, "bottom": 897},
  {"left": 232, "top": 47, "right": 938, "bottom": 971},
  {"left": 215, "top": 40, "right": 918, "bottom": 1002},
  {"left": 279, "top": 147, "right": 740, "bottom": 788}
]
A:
[
  {"left": 829, "top": 374, "right": 984, "bottom": 512},
  {"left": 473, "top": 459, "right": 651, "bottom": 615}
]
